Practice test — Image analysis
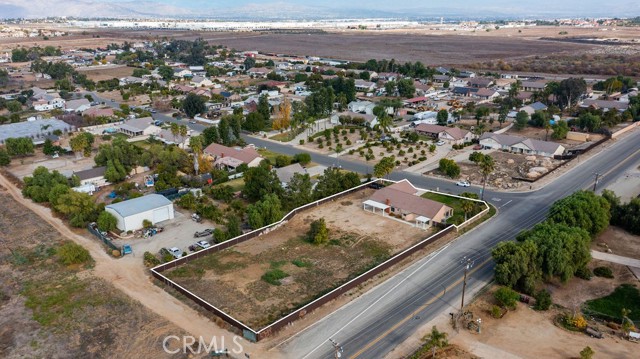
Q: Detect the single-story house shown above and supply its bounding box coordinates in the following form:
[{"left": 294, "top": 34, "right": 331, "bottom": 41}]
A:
[
  {"left": 105, "top": 194, "right": 175, "bottom": 232},
  {"left": 247, "top": 67, "right": 270, "bottom": 78},
  {"left": 348, "top": 100, "right": 376, "bottom": 115},
  {"left": 330, "top": 111, "right": 378, "bottom": 128},
  {"left": 203, "top": 143, "right": 263, "bottom": 170},
  {"left": 580, "top": 99, "right": 629, "bottom": 112},
  {"left": 274, "top": 163, "right": 307, "bottom": 188},
  {"left": 520, "top": 81, "right": 547, "bottom": 92},
  {"left": 73, "top": 166, "right": 108, "bottom": 186},
  {"left": 433, "top": 74, "right": 452, "bottom": 83},
  {"left": 173, "top": 68, "right": 193, "bottom": 78},
  {"left": 479, "top": 133, "right": 565, "bottom": 157},
  {"left": 520, "top": 101, "right": 548, "bottom": 115},
  {"left": 414, "top": 124, "right": 474, "bottom": 145},
  {"left": 363, "top": 180, "right": 454, "bottom": 229},
  {"left": 65, "top": 98, "right": 91, "bottom": 113},
  {"left": 116, "top": 117, "right": 161, "bottom": 137},
  {"left": 0, "top": 118, "right": 73, "bottom": 145},
  {"left": 33, "top": 95, "right": 65, "bottom": 111},
  {"left": 458, "top": 71, "right": 476, "bottom": 78},
  {"left": 354, "top": 79, "right": 376, "bottom": 92},
  {"left": 474, "top": 88, "right": 500, "bottom": 100},
  {"left": 468, "top": 78, "right": 494, "bottom": 89},
  {"left": 119, "top": 76, "right": 146, "bottom": 86},
  {"left": 190, "top": 76, "right": 213, "bottom": 87},
  {"left": 452, "top": 87, "right": 479, "bottom": 97}
]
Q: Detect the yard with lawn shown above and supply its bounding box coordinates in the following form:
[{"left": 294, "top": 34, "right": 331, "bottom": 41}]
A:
[
  {"left": 421, "top": 191, "right": 484, "bottom": 225},
  {"left": 584, "top": 284, "right": 640, "bottom": 322}
]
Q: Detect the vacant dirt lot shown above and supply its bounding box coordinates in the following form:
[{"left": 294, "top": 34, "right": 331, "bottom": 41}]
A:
[
  {"left": 165, "top": 190, "right": 430, "bottom": 329},
  {"left": 594, "top": 226, "right": 640, "bottom": 261},
  {"left": 0, "top": 187, "right": 193, "bottom": 359},
  {"left": 449, "top": 276, "right": 639, "bottom": 359},
  {"left": 76, "top": 65, "right": 135, "bottom": 82},
  {"left": 202, "top": 31, "right": 594, "bottom": 65}
]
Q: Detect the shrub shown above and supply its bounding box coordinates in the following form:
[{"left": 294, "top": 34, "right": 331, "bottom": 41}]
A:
[
  {"left": 575, "top": 267, "right": 592, "bottom": 280},
  {"left": 292, "top": 259, "right": 312, "bottom": 267},
  {"left": 341, "top": 130, "right": 347, "bottom": 135},
  {"left": 299, "top": 139, "right": 305, "bottom": 145},
  {"left": 494, "top": 287, "right": 519, "bottom": 309},
  {"left": 96, "top": 210, "right": 118, "bottom": 232},
  {"left": 438, "top": 158, "right": 460, "bottom": 178},
  {"left": 307, "top": 218, "right": 329, "bottom": 245},
  {"left": 275, "top": 155, "right": 292, "bottom": 168},
  {"left": 491, "top": 305, "right": 503, "bottom": 318},
  {"left": 143, "top": 251, "right": 161, "bottom": 267},
  {"left": 571, "top": 314, "right": 588, "bottom": 329},
  {"left": 534, "top": 289, "right": 552, "bottom": 310},
  {"left": 56, "top": 242, "right": 91, "bottom": 266},
  {"left": 262, "top": 269, "right": 288, "bottom": 285},
  {"left": 142, "top": 219, "right": 153, "bottom": 228},
  {"left": 593, "top": 266, "right": 614, "bottom": 278},
  {"left": 349, "top": 128, "right": 355, "bottom": 133},
  {"left": 293, "top": 153, "right": 311, "bottom": 165}
]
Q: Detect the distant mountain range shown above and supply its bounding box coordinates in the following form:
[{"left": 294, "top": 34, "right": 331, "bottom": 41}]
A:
[{"left": 0, "top": 0, "right": 638, "bottom": 20}]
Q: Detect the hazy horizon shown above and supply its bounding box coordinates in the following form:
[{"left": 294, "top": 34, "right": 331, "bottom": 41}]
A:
[{"left": 0, "top": 0, "right": 639, "bottom": 20}]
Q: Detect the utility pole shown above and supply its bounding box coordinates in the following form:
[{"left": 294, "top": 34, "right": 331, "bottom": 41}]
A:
[
  {"left": 460, "top": 256, "right": 474, "bottom": 311},
  {"left": 593, "top": 172, "right": 602, "bottom": 192},
  {"left": 329, "top": 339, "right": 344, "bottom": 359}
]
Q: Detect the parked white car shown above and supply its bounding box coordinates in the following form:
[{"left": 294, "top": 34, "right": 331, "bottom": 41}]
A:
[
  {"left": 456, "top": 180, "right": 470, "bottom": 187},
  {"left": 436, "top": 140, "right": 446, "bottom": 146}
]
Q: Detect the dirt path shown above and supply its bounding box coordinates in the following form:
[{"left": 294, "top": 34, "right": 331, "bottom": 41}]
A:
[{"left": 0, "top": 173, "right": 265, "bottom": 357}]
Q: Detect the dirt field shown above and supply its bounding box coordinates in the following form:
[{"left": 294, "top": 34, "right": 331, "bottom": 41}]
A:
[
  {"left": 0, "top": 187, "right": 195, "bottom": 359},
  {"left": 165, "top": 189, "right": 430, "bottom": 329},
  {"left": 448, "top": 275, "right": 639, "bottom": 359},
  {"left": 201, "top": 31, "right": 594, "bottom": 65},
  {"left": 76, "top": 65, "right": 135, "bottom": 82},
  {"left": 594, "top": 227, "right": 640, "bottom": 261},
  {"left": 426, "top": 151, "right": 566, "bottom": 189}
]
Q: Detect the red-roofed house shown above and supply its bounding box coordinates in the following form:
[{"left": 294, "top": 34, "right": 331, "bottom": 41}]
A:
[
  {"left": 203, "top": 143, "right": 263, "bottom": 170},
  {"left": 363, "top": 180, "right": 453, "bottom": 229}
]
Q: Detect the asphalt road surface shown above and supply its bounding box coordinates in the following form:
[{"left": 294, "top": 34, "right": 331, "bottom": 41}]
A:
[{"left": 86, "top": 94, "right": 640, "bottom": 357}]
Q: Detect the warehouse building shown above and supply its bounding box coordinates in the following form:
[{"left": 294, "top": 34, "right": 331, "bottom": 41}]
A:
[{"left": 105, "top": 194, "right": 174, "bottom": 232}]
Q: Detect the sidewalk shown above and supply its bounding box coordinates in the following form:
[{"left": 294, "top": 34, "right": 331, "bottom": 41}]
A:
[{"left": 591, "top": 250, "right": 640, "bottom": 268}]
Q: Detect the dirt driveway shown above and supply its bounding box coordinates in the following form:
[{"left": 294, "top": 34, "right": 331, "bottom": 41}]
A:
[{"left": 0, "top": 172, "right": 266, "bottom": 358}]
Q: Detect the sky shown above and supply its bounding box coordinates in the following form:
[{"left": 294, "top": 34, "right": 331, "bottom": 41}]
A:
[{"left": 1, "top": 0, "right": 638, "bottom": 19}]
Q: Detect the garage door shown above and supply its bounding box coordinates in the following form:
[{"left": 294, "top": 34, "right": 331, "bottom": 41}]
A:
[{"left": 152, "top": 207, "right": 170, "bottom": 223}]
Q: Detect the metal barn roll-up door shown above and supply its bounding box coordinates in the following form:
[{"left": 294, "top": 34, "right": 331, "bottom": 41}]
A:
[{"left": 152, "top": 206, "right": 170, "bottom": 223}]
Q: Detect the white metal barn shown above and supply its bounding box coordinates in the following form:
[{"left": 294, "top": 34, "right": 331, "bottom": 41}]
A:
[{"left": 105, "top": 194, "right": 174, "bottom": 232}]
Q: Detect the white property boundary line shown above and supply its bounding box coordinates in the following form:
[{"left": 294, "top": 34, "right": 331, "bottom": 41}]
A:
[{"left": 151, "top": 178, "right": 489, "bottom": 340}]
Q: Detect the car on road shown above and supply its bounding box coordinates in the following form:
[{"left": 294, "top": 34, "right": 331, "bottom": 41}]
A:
[
  {"left": 151, "top": 109, "right": 157, "bottom": 113},
  {"left": 456, "top": 180, "right": 470, "bottom": 187},
  {"left": 189, "top": 120, "right": 197, "bottom": 124},
  {"left": 436, "top": 140, "right": 446, "bottom": 146},
  {"left": 194, "top": 228, "right": 214, "bottom": 238},
  {"left": 162, "top": 247, "right": 183, "bottom": 259}
]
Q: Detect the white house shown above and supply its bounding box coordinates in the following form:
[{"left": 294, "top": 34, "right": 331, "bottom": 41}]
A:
[
  {"left": 73, "top": 166, "right": 108, "bottom": 187},
  {"left": 65, "top": 98, "right": 91, "bottom": 113},
  {"left": 116, "top": 117, "right": 161, "bottom": 137},
  {"left": 479, "top": 133, "right": 565, "bottom": 157},
  {"left": 105, "top": 194, "right": 175, "bottom": 232},
  {"left": 354, "top": 79, "right": 376, "bottom": 92},
  {"left": 348, "top": 100, "right": 376, "bottom": 115},
  {"left": 331, "top": 111, "right": 378, "bottom": 128},
  {"left": 190, "top": 76, "right": 213, "bottom": 87},
  {"left": 33, "top": 96, "right": 65, "bottom": 111}
]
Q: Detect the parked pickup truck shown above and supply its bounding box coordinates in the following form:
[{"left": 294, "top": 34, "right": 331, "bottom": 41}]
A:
[{"left": 194, "top": 228, "right": 214, "bottom": 238}]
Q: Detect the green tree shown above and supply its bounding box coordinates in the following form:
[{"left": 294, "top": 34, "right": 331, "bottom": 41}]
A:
[
  {"left": 577, "top": 112, "right": 602, "bottom": 132},
  {"left": 202, "top": 126, "right": 220, "bottom": 146},
  {"left": 243, "top": 111, "right": 265, "bottom": 133},
  {"left": 242, "top": 165, "right": 283, "bottom": 201},
  {"left": 313, "top": 167, "right": 361, "bottom": 199},
  {"left": 307, "top": 218, "right": 329, "bottom": 245},
  {"left": 554, "top": 78, "right": 587, "bottom": 109},
  {"left": 54, "top": 191, "right": 98, "bottom": 227},
  {"left": 534, "top": 289, "right": 552, "bottom": 310},
  {"left": 396, "top": 78, "right": 416, "bottom": 98},
  {"left": 5, "top": 137, "right": 34, "bottom": 156},
  {"left": 182, "top": 93, "right": 206, "bottom": 118},
  {"left": 69, "top": 132, "right": 94, "bottom": 157},
  {"left": 22, "top": 166, "right": 70, "bottom": 203},
  {"left": 492, "top": 240, "right": 540, "bottom": 292},
  {"left": 551, "top": 120, "right": 569, "bottom": 140},
  {"left": 422, "top": 326, "right": 448, "bottom": 358},
  {"left": 247, "top": 193, "right": 283, "bottom": 229},
  {"left": 461, "top": 199, "right": 475, "bottom": 221},
  {"left": 438, "top": 158, "right": 460, "bottom": 178},
  {"left": 0, "top": 148, "right": 10, "bottom": 166},
  {"left": 548, "top": 190, "right": 610, "bottom": 236},
  {"left": 514, "top": 110, "right": 529, "bottom": 131},
  {"left": 97, "top": 210, "right": 118, "bottom": 232},
  {"left": 282, "top": 173, "right": 313, "bottom": 210},
  {"left": 6, "top": 100, "right": 22, "bottom": 113},
  {"left": 257, "top": 94, "right": 271, "bottom": 121},
  {"left": 436, "top": 109, "right": 449, "bottom": 126},
  {"left": 157, "top": 65, "right": 174, "bottom": 82},
  {"left": 226, "top": 214, "right": 241, "bottom": 239},
  {"left": 56, "top": 242, "right": 92, "bottom": 265},
  {"left": 218, "top": 116, "right": 232, "bottom": 145},
  {"left": 373, "top": 156, "right": 395, "bottom": 178},
  {"left": 494, "top": 287, "right": 519, "bottom": 309},
  {"left": 293, "top": 153, "right": 311, "bottom": 165}
]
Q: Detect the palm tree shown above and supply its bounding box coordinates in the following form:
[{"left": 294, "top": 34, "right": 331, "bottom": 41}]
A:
[
  {"left": 179, "top": 124, "right": 188, "bottom": 146},
  {"left": 423, "top": 326, "right": 448, "bottom": 358},
  {"left": 377, "top": 114, "right": 393, "bottom": 135},
  {"left": 170, "top": 122, "right": 179, "bottom": 143},
  {"left": 461, "top": 199, "right": 475, "bottom": 221},
  {"left": 479, "top": 155, "right": 495, "bottom": 200}
]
